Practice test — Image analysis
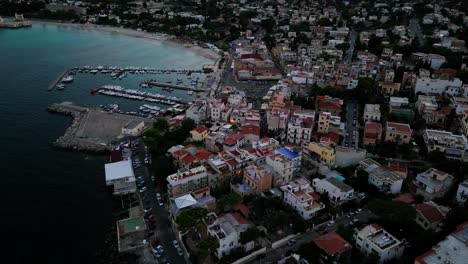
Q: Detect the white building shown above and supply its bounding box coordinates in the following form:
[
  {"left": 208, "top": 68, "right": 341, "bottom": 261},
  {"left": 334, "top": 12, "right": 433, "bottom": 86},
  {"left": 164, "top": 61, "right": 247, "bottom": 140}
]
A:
[
  {"left": 456, "top": 179, "right": 468, "bottom": 204},
  {"left": 413, "top": 168, "right": 454, "bottom": 201},
  {"left": 280, "top": 178, "right": 325, "bottom": 220},
  {"left": 287, "top": 110, "right": 315, "bottom": 145},
  {"left": 354, "top": 224, "right": 405, "bottom": 263},
  {"left": 415, "top": 222, "right": 468, "bottom": 264},
  {"left": 186, "top": 101, "right": 208, "bottom": 123},
  {"left": 312, "top": 177, "right": 354, "bottom": 205},
  {"left": 121, "top": 120, "right": 145, "bottom": 136},
  {"left": 363, "top": 104, "right": 381, "bottom": 123},
  {"left": 423, "top": 129, "right": 468, "bottom": 161},
  {"left": 207, "top": 213, "right": 251, "bottom": 257},
  {"left": 104, "top": 159, "right": 136, "bottom": 195},
  {"left": 414, "top": 77, "right": 463, "bottom": 95},
  {"left": 265, "top": 151, "right": 296, "bottom": 186},
  {"left": 166, "top": 166, "right": 208, "bottom": 198},
  {"left": 359, "top": 159, "right": 403, "bottom": 194},
  {"left": 335, "top": 146, "right": 367, "bottom": 168}
]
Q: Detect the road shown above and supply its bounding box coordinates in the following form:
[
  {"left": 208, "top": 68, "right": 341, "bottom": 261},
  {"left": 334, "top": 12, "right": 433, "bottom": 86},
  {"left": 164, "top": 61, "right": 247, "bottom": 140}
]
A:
[
  {"left": 344, "top": 29, "right": 357, "bottom": 63},
  {"left": 250, "top": 208, "right": 369, "bottom": 264},
  {"left": 343, "top": 100, "right": 359, "bottom": 148},
  {"left": 132, "top": 139, "right": 185, "bottom": 264},
  {"left": 408, "top": 18, "right": 426, "bottom": 47}
]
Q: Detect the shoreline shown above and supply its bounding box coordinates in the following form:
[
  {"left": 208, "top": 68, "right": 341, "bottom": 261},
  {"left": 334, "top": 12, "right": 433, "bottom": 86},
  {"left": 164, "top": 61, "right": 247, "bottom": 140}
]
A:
[{"left": 31, "top": 19, "right": 221, "bottom": 61}]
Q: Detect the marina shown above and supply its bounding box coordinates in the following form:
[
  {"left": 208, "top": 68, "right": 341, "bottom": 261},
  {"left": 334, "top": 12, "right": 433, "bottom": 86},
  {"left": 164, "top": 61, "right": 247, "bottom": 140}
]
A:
[
  {"left": 96, "top": 85, "right": 186, "bottom": 106},
  {"left": 74, "top": 65, "right": 203, "bottom": 76},
  {"left": 47, "top": 69, "right": 70, "bottom": 91},
  {"left": 140, "top": 80, "right": 205, "bottom": 92}
]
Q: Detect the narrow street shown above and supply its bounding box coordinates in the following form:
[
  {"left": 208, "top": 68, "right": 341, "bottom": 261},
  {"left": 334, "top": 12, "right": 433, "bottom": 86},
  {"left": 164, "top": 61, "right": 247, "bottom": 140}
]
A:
[
  {"left": 343, "top": 100, "right": 359, "bottom": 148},
  {"left": 133, "top": 139, "right": 186, "bottom": 264}
]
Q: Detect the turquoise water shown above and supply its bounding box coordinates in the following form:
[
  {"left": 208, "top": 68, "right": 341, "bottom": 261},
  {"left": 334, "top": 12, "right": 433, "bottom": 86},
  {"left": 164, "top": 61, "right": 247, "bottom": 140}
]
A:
[{"left": 0, "top": 23, "right": 211, "bottom": 263}]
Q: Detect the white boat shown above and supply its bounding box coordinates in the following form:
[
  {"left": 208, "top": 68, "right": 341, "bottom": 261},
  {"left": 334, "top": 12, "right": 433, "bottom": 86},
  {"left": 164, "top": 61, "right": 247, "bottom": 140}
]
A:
[
  {"left": 187, "top": 91, "right": 194, "bottom": 95},
  {"left": 56, "top": 84, "right": 65, "bottom": 90},
  {"left": 61, "top": 76, "right": 74, "bottom": 83}
]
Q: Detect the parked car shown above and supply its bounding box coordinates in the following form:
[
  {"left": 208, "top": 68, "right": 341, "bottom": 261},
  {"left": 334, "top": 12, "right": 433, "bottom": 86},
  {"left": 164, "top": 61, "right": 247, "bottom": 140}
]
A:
[
  {"left": 144, "top": 207, "right": 152, "bottom": 213},
  {"left": 173, "top": 240, "right": 180, "bottom": 248},
  {"left": 327, "top": 221, "right": 335, "bottom": 227},
  {"left": 156, "top": 193, "right": 161, "bottom": 199},
  {"left": 287, "top": 239, "right": 296, "bottom": 246},
  {"left": 139, "top": 186, "right": 147, "bottom": 193},
  {"left": 177, "top": 247, "right": 183, "bottom": 256}
]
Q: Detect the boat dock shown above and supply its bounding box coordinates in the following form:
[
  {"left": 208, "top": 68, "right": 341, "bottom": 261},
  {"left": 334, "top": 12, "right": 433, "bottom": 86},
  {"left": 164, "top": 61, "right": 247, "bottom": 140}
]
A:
[
  {"left": 97, "top": 85, "right": 187, "bottom": 105},
  {"left": 75, "top": 66, "right": 203, "bottom": 75},
  {"left": 141, "top": 81, "right": 206, "bottom": 92},
  {"left": 0, "top": 15, "right": 32, "bottom": 28},
  {"left": 48, "top": 69, "right": 69, "bottom": 91}
]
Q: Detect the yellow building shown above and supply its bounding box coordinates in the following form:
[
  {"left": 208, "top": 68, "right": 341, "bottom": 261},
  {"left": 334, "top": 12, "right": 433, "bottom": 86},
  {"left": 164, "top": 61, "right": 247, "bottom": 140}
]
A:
[
  {"left": 304, "top": 142, "right": 336, "bottom": 167},
  {"left": 190, "top": 125, "right": 209, "bottom": 142}
]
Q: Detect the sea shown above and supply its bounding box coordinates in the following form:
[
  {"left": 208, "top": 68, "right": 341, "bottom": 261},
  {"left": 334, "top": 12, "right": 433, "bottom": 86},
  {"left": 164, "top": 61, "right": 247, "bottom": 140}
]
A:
[{"left": 0, "top": 23, "right": 212, "bottom": 264}]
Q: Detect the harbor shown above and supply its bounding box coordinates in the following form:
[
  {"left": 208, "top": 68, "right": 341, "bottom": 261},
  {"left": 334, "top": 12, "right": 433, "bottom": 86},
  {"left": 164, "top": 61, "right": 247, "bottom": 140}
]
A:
[
  {"left": 96, "top": 85, "right": 187, "bottom": 106},
  {"left": 47, "top": 102, "right": 153, "bottom": 152},
  {"left": 0, "top": 14, "right": 32, "bottom": 28},
  {"left": 47, "top": 69, "right": 70, "bottom": 91},
  {"left": 140, "top": 80, "right": 206, "bottom": 92}
]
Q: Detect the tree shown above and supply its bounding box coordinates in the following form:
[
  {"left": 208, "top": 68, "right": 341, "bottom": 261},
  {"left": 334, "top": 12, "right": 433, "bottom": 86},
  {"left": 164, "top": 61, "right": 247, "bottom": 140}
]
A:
[
  {"left": 153, "top": 117, "right": 169, "bottom": 132},
  {"left": 217, "top": 193, "right": 242, "bottom": 212},
  {"left": 368, "top": 199, "right": 416, "bottom": 229},
  {"left": 181, "top": 118, "right": 196, "bottom": 134},
  {"left": 239, "top": 227, "right": 262, "bottom": 244},
  {"left": 197, "top": 235, "right": 219, "bottom": 258},
  {"left": 175, "top": 207, "right": 208, "bottom": 232}
]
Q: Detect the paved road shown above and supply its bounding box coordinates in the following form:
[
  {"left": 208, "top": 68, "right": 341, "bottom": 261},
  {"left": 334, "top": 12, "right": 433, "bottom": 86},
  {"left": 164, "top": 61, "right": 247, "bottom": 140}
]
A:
[
  {"left": 133, "top": 139, "right": 185, "bottom": 264},
  {"left": 344, "top": 29, "right": 357, "bottom": 63},
  {"left": 408, "top": 18, "right": 426, "bottom": 47},
  {"left": 343, "top": 101, "right": 359, "bottom": 148},
  {"left": 251, "top": 209, "right": 369, "bottom": 263}
]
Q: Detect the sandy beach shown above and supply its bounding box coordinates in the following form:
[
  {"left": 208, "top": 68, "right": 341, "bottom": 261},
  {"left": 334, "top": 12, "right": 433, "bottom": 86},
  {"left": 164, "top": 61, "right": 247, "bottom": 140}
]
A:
[{"left": 31, "top": 20, "right": 221, "bottom": 61}]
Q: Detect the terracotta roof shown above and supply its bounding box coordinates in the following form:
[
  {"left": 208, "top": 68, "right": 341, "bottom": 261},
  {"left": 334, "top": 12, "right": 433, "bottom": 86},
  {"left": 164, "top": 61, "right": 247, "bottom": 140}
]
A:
[
  {"left": 240, "top": 53, "right": 262, "bottom": 60},
  {"left": 313, "top": 231, "right": 352, "bottom": 256},
  {"left": 393, "top": 193, "right": 414, "bottom": 204},
  {"left": 319, "top": 101, "right": 342, "bottom": 110},
  {"left": 414, "top": 203, "right": 445, "bottom": 223},
  {"left": 232, "top": 203, "right": 249, "bottom": 217},
  {"left": 386, "top": 122, "right": 412, "bottom": 134},
  {"left": 241, "top": 125, "right": 260, "bottom": 136},
  {"left": 231, "top": 213, "right": 249, "bottom": 225},
  {"left": 193, "top": 125, "right": 208, "bottom": 134},
  {"left": 365, "top": 122, "right": 382, "bottom": 131}
]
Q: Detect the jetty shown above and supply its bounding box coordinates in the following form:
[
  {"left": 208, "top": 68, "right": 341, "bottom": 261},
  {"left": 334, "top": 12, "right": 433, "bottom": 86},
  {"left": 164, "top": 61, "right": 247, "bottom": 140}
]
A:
[
  {"left": 75, "top": 65, "right": 203, "bottom": 75},
  {"left": 48, "top": 69, "right": 69, "bottom": 91},
  {"left": 141, "top": 80, "right": 205, "bottom": 92},
  {"left": 48, "top": 102, "right": 152, "bottom": 152},
  {"left": 97, "top": 85, "right": 187, "bottom": 105},
  {"left": 0, "top": 14, "right": 32, "bottom": 28}
]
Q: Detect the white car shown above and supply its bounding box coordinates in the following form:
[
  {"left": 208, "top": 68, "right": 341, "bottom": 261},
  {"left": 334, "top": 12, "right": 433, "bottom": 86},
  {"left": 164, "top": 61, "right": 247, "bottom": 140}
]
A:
[
  {"left": 177, "top": 247, "right": 183, "bottom": 256},
  {"left": 156, "top": 193, "right": 161, "bottom": 199},
  {"left": 158, "top": 199, "right": 164, "bottom": 207},
  {"left": 327, "top": 221, "right": 335, "bottom": 227},
  {"left": 173, "top": 240, "right": 179, "bottom": 248},
  {"left": 139, "top": 186, "right": 147, "bottom": 193}
]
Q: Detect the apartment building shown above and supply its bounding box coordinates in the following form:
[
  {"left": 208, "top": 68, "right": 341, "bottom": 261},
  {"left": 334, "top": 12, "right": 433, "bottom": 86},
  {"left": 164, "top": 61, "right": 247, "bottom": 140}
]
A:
[
  {"left": 384, "top": 122, "right": 412, "bottom": 144},
  {"left": 414, "top": 77, "right": 463, "bottom": 95},
  {"left": 241, "top": 165, "right": 273, "bottom": 194},
  {"left": 207, "top": 213, "right": 251, "bottom": 257},
  {"left": 354, "top": 224, "right": 405, "bottom": 263},
  {"left": 287, "top": 110, "right": 315, "bottom": 145},
  {"left": 415, "top": 222, "right": 468, "bottom": 264},
  {"left": 265, "top": 151, "right": 295, "bottom": 186},
  {"left": 456, "top": 179, "right": 468, "bottom": 204},
  {"left": 412, "top": 168, "right": 454, "bottom": 201},
  {"left": 280, "top": 177, "right": 325, "bottom": 220},
  {"left": 166, "top": 166, "right": 208, "bottom": 198},
  {"left": 423, "top": 129, "right": 468, "bottom": 160},
  {"left": 304, "top": 142, "right": 336, "bottom": 167},
  {"left": 359, "top": 159, "right": 403, "bottom": 194},
  {"left": 317, "top": 112, "right": 342, "bottom": 134},
  {"left": 312, "top": 177, "right": 354, "bottom": 205},
  {"left": 364, "top": 122, "right": 382, "bottom": 145},
  {"left": 363, "top": 104, "right": 381, "bottom": 123},
  {"left": 267, "top": 107, "right": 290, "bottom": 131}
]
